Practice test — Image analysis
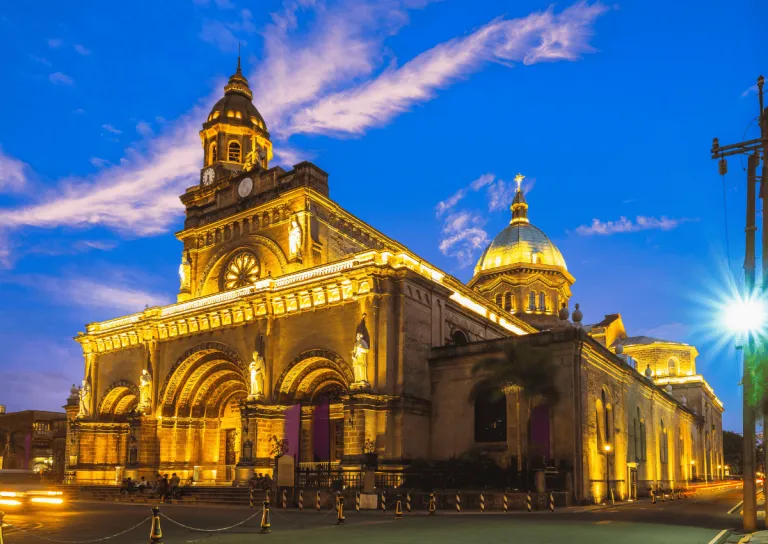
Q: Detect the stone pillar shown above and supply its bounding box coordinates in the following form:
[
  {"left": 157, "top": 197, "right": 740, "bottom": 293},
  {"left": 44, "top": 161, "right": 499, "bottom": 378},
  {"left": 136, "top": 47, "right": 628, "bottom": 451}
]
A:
[
  {"left": 137, "top": 416, "right": 159, "bottom": 470},
  {"left": 300, "top": 407, "right": 314, "bottom": 464},
  {"left": 342, "top": 396, "right": 365, "bottom": 464},
  {"left": 64, "top": 389, "right": 80, "bottom": 475}
]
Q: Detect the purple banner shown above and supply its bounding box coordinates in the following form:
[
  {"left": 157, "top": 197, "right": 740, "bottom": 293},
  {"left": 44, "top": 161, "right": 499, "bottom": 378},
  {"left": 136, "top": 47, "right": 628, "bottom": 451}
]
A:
[
  {"left": 313, "top": 399, "right": 330, "bottom": 462},
  {"left": 284, "top": 404, "right": 301, "bottom": 460}
]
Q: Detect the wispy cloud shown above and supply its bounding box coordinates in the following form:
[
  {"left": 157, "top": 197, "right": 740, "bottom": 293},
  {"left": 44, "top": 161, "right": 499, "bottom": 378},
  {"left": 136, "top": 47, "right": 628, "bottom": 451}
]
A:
[
  {"left": 89, "top": 157, "right": 111, "bottom": 168},
  {"left": 638, "top": 321, "right": 688, "bottom": 342},
  {"left": 74, "top": 44, "right": 91, "bottom": 55},
  {"left": 101, "top": 123, "right": 122, "bottom": 135},
  {"left": 199, "top": 9, "right": 256, "bottom": 52},
  {"left": 54, "top": 277, "right": 171, "bottom": 312},
  {"left": 436, "top": 173, "right": 494, "bottom": 217},
  {"left": 741, "top": 84, "right": 758, "bottom": 98},
  {"left": 575, "top": 215, "right": 694, "bottom": 235},
  {"left": 47, "top": 38, "right": 63, "bottom": 48},
  {"left": 0, "top": 148, "right": 28, "bottom": 192},
  {"left": 49, "top": 72, "right": 74, "bottom": 86},
  {"left": 29, "top": 54, "right": 51, "bottom": 66},
  {"left": 136, "top": 121, "right": 154, "bottom": 137},
  {"left": 0, "top": 1, "right": 608, "bottom": 267},
  {"left": 438, "top": 210, "right": 488, "bottom": 267},
  {"left": 290, "top": 2, "right": 608, "bottom": 135}
]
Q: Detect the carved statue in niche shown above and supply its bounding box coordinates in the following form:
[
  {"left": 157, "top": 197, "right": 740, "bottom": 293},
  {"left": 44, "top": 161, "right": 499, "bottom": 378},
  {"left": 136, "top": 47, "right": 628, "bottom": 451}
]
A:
[
  {"left": 138, "top": 369, "right": 152, "bottom": 414},
  {"left": 78, "top": 380, "right": 91, "bottom": 418},
  {"left": 350, "top": 333, "right": 370, "bottom": 390},
  {"left": 289, "top": 217, "right": 303, "bottom": 259},
  {"left": 249, "top": 351, "right": 266, "bottom": 400},
  {"left": 178, "top": 251, "right": 191, "bottom": 291}
]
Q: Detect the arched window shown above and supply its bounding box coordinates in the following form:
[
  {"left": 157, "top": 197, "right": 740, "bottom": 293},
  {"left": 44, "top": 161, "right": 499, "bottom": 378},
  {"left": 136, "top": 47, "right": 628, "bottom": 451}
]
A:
[
  {"left": 209, "top": 142, "right": 218, "bottom": 164},
  {"left": 494, "top": 293, "right": 503, "bottom": 307},
  {"left": 235, "top": 111, "right": 242, "bottom": 119},
  {"left": 667, "top": 357, "right": 678, "bottom": 376},
  {"left": 228, "top": 141, "right": 241, "bottom": 162},
  {"left": 538, "top": 292, "right": 546, "bottom": 312},
  {"left": 634, "top": 407, "right": 642, "bottom": 462},
  {"left": 452, "top": 330, "right": 468, "bottom": 346},
  {"left": 504, "top": 292, "right": 513, "bottom": 312},
  {"left": 660, "top": 418, "right": 668, "bottom": 464},
  {"left": 601, "top": 389, "right": 612, "bottom": 446},
  {"left": 528, "top": 291, "right": 536, "bottom": 311},
  {"left": 596, "top": 397, "right": 605, "bottom": 450},
  {"left": 531, "top": 250, "right": 540, "bottom": 264},
  {"left": 474, "top": 393, "right": 506, "bottom": 443}
]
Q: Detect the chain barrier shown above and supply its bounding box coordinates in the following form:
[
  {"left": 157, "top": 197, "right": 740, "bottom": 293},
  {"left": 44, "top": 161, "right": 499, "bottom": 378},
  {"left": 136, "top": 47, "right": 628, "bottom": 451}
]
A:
[
  {"left": 2, "top": 517, "right": 151, "bottom": 543},
  {"left": 160, "top": 509, "right": 262, "bottom": 532}
]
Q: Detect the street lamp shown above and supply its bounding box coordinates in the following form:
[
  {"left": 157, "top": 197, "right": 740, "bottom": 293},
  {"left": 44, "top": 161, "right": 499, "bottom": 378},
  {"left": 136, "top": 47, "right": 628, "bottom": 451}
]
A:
[{"left": 604, "top": 444, "right": 612, "bottom": 503}]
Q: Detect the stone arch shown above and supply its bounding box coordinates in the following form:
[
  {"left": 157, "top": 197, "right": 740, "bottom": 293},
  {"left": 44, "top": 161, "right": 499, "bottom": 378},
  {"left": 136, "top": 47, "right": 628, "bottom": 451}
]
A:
[
  {"left": 158, "top": 342, "right": 248, "bottom": 418},
  {"left": 196, "top": 235, "right": 289, "bottom": 296},
  {"left": 274, "top": 349, "right": 354, "bottom": 403},
  {"left": 99, "top": 380, "right": 140, "bottom": 417}
]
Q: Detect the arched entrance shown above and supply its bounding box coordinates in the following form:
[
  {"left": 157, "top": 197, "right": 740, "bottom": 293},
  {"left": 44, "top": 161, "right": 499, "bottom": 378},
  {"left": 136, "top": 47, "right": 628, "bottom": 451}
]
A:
[
  {"left": 99, "top": 380, "right": 139, "bottom": 420},
  {"left": 156, "top": 342, "right": 249, "bottom": 482},
  {"left": 273, "top": 350, "right": 352, "bottom": 469}
]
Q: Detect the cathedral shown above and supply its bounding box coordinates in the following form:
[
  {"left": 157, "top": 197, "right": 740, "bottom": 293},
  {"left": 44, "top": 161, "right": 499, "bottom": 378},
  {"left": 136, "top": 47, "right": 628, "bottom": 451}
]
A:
[{"left": 65, "top": 59, "right": 724, "bottom": 504}]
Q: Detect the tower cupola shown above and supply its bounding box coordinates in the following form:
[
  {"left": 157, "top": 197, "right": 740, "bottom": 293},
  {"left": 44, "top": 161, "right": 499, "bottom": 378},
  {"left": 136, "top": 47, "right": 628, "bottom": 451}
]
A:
[{"left": 198, "top": 54, "right": 273, "bottom": 187}]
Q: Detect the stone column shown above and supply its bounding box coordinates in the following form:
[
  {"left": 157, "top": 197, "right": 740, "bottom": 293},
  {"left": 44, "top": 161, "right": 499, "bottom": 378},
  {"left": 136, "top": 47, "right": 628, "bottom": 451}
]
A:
[{"left": 342, "top": 396, "right": 366, "bottom": 465}]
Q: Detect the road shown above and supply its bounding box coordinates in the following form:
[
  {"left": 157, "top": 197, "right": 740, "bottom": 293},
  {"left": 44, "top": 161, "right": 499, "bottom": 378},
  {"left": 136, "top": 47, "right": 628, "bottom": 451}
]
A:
[{"left": 0, "top": 489, "right": 753, "bottom": 543}]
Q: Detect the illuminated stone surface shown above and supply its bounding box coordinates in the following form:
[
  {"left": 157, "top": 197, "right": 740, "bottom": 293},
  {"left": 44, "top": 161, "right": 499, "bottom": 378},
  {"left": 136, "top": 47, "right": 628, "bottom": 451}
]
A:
[{"left": 65, "top": 60, "right": 723, "bottom": 504}]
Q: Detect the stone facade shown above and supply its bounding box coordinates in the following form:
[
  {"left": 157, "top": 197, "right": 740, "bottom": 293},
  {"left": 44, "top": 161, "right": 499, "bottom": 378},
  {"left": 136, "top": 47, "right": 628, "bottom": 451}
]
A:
[{"left": 65, "top": 59, "right": 724, "bottom": 503}]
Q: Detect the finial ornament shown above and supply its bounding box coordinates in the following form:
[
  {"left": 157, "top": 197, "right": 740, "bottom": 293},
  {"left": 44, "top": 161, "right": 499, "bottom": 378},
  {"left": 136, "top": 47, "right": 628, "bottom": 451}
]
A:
[
  {"left": 237, "top": 43, "right": 242, "bottom": 74},
  {"left": 514, "top": 173, "right": 525, "bottom": 192}
]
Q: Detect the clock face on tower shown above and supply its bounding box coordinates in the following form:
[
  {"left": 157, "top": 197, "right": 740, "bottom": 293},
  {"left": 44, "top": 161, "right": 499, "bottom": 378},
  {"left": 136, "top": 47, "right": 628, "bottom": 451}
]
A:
[
  {"left": 202, "top": 167, "right": 216, "bottom": 186},
  {"left": 238, "top": 177, "right": 253, "bottom": 198}
]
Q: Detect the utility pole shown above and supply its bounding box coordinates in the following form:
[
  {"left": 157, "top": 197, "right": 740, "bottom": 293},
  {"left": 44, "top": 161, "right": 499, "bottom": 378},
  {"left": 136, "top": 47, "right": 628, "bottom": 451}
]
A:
[{"left": 711, "top": 75, "right": 766, "bottom": 533}]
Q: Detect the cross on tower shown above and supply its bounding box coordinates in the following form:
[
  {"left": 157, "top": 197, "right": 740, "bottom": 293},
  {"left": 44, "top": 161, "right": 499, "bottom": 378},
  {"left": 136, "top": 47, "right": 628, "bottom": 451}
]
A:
[{"left": 514, "top": 173, "right": 525, "bottom": 192}]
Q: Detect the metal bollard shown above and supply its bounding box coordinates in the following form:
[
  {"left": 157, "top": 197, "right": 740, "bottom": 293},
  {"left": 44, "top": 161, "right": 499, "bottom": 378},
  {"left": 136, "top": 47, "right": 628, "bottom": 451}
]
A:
[
  {"left": 610, "top": 489, "right": 615, "bottom": 505},
  {"left": 480, "top": 491, "right": 485, "bottom": 512},
  {"left": 503, "top": 492, "right": 508, "bottom": 512},
  {"left": 661, "top": 489, "right": 665, "bottom": 503},
  {"left": 336, "top": 496, "right": 346, "bottom": 525},
  {"left": 428, "top": 491, "right": 436, "bottom": 516},
  {"left": 249, "top": 487, "right": 254, "bottom": 509},
  {"left": 0, "top": 511, "right": 5, "bottom": 544},
  {"left": 394, "top": 498, "right": 403, "bottom": 519},
  {"left": 456, "top": 491, "right": 461, "bottom": 513},
  {"left": 651, "top": 489, "right": 656, "bottom": 504},
  {"left": 316, "top": 490, "right": 321, "bottom": 511},
  {"left": 149, "top": 506, "right": 163, "bottom": 544},
  {"left": 261, "top": 497, "right": 272, "bottom": 534},
  {"left": 282, "top": 489, "right": 287, "bottom": 509},
  {"left": 549, "top": 492, "right": 555, "bottom": 512},
  {"left": 355, "top": 491, "right": 360, "bottom": 512},
  {"left": 299, "top": 490, "right": 303, "bottom": 511},
  {"left": 381, "top": 490, "right": 387, "bottom": 513},
  {"left": 406, "top": 492, "right": 411, "bottom": 513},
  {"left": 526, "top": 491, "right": 532, "bottom": 512}
]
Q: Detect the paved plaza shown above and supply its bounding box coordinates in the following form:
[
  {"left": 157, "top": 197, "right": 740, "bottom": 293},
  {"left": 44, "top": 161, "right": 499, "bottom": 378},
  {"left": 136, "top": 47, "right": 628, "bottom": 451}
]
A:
[{"left": 0, "top": 489, "right": 748, "bottom": 543}]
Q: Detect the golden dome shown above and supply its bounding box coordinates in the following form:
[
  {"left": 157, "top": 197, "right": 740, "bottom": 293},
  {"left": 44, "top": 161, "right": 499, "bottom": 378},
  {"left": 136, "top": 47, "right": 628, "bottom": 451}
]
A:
[
  {"left": 473, "top": 222, "right": 567, "bottom": 275},
  {"left": 473, "top": 181, "right": 567, "bottom": 276}
]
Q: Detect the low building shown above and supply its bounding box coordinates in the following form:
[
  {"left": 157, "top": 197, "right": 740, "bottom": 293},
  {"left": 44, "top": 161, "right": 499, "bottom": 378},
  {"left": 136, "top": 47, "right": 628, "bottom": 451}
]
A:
[{"left": 0, "top": 406, "right": 67, "bottom": 479}]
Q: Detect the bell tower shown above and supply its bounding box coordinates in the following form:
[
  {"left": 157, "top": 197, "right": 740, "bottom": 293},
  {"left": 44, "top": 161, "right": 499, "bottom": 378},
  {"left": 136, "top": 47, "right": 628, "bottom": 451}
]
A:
[{"left": 198, "top": 54, "right": 273, "bottom": 187}]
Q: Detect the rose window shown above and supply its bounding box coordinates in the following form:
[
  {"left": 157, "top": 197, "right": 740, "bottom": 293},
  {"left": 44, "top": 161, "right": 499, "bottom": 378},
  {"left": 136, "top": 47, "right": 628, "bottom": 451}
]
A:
[{"left": 223, "top": 251, "right": 259, "bottom": 289}]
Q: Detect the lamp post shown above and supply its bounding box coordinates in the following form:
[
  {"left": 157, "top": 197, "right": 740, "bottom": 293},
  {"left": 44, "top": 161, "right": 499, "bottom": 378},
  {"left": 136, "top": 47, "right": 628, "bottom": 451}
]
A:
[
  {"left": 604, "top": 444, "right": 612, "bottom": 503},
  {"left": 712, "top": 75, "right": 767, "bottom": 533}
]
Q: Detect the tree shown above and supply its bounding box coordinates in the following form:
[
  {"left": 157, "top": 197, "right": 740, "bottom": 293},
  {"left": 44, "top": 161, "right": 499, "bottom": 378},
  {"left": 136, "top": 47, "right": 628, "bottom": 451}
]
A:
[
  {"left": 723, "top": 430, "right": 743, "bottom": 475},
  {"left": 470, "top": 343, "right": 560, "bottom": 472}
]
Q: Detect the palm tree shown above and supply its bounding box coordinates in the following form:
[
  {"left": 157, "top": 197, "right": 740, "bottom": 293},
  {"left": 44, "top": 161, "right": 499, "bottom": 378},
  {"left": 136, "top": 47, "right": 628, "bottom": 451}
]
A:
[{"left": 470, "top": 343, "right": 560, "bottom": 474}]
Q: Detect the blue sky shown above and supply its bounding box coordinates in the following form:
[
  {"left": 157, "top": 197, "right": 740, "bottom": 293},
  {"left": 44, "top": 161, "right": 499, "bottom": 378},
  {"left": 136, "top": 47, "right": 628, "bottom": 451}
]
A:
[{"left": 0, "top": 0, "right": 764, "bottom": 431}]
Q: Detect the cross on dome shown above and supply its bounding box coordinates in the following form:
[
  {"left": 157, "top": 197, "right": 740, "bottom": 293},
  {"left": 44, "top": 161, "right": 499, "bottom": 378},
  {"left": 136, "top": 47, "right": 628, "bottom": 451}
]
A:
[{"left": 514, "top": 173, "right": 525, "bottom": 192}]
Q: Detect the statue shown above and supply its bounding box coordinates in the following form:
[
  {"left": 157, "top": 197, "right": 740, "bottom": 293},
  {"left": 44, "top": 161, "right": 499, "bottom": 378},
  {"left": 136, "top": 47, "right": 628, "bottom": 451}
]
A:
[
  {"left": 644, "top": 364, "right": 653, "bottom": 380},
  {"left": 288, "top": 217, "right": 302, "bottom": 259},
  {"left": 78, "top": 380, "right": 91, "bottom": 418},
  {"left": 249, "top": 351, "right": 265, "bottom": 400},
  {"left": 178, "top": 251, "right": 191, "bottom": 291},
  {"left": 351, "top": 333, "right": 370, "bottom": 390},
  {"left": 139, "top": 369, "right": 152, "bottom": 414}
]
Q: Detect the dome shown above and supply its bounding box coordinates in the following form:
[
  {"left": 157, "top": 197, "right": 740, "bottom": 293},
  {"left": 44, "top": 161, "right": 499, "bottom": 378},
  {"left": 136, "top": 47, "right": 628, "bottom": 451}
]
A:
[
  {"left": 202, "top": 57, "right": 268, "bottom": 135},
  {"left": 473, "top": 176, "right": 567, "bottom": 276},
  {"left": 473, "top": 221, "right": 567, "bottom": 276}
]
